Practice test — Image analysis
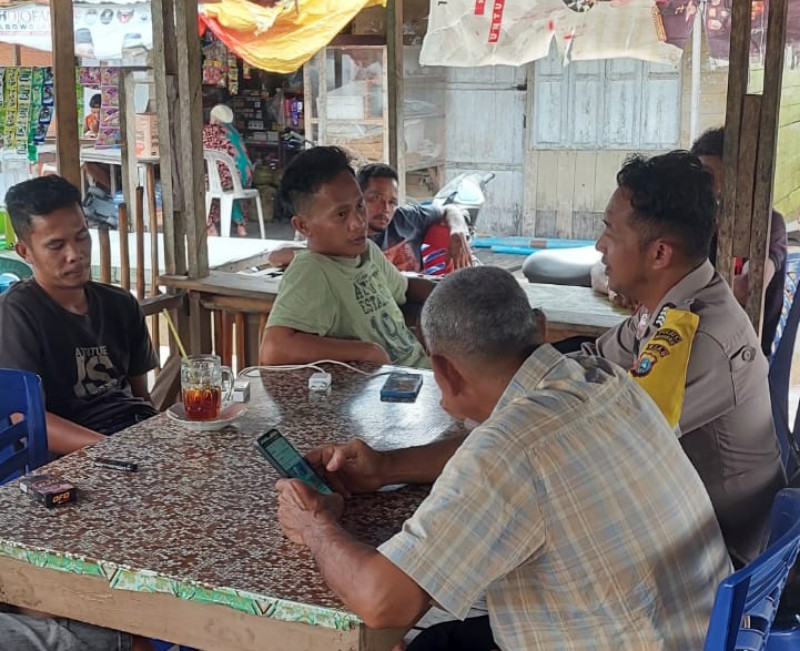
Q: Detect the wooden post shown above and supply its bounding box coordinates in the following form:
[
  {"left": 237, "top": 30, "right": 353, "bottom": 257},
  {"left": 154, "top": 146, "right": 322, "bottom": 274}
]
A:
[
  {"left": 49, "top": 0, "right": 80, "bottom": 189},
  {"left": 189, "top": 291, "right": 212, "bottom": 355},
  {"left": 119, "top": 70, "right": 140, "bottom": 228},
  {"left": 386, "top": 0, "right": 406, "bottom": 201},
  {"left": 234, "top": 312, "right": 245, "bottom": 375},
  {"left": 174, "top": 0, "right": 208, "bottom": 279},
  {"left": 732, "top": 96, "right": 761, "bottom": 258},
  {"left": 147, "top": 165, "right": 160, "bottom": 294},
  {"left": 98, "top": 227, "right": 111, "bottom": 284},
  {"left": 317, "top": 50, "right": 328, "bottom": 146},
  {"left": 152, "top": 0, "right": 207, "bottom": 353},
  {"left": 151, "top": 0, "right": 185, "bottom": 277},
  {"left": 147, "top": 168, "right": 161, "bottom": 374},
  {"left": 717, "top": 0, "right": 789, "bottom": 336},
  {"left": 745, "top": 0, "right": 789, "bottom": 334},
  {"left": 118, "top": 203, "right": 130, "bottom": 290},
  {"left": 135, "top": 186, "right": 146, "bottom": 299},
  {"left": 716, "top": 0, "right": 751, "bottom": 286}
]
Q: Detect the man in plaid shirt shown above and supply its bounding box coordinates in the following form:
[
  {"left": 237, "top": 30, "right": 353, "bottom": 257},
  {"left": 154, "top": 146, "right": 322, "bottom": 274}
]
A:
[{"left": 277, "top": 266, "right": 731, "bottom": 651}]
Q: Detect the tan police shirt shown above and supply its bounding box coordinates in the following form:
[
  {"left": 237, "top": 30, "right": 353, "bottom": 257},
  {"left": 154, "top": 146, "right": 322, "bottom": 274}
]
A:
[{"left": 589, "top": 260, "right": 786, "bottom": 564}]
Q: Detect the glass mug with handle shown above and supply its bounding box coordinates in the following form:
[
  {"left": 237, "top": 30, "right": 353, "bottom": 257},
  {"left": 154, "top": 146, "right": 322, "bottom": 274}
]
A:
[{"left": 180, "top": 355, "right": 234, "bottom": 421}]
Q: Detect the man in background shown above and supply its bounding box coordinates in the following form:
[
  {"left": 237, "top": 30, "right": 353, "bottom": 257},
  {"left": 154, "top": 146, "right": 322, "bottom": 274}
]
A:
[
  {"left": 690, "top": 126, "right": 787, "bottom": 357},
  {"left": 269, "top": 162, "right": 472, "bottom": 273}
]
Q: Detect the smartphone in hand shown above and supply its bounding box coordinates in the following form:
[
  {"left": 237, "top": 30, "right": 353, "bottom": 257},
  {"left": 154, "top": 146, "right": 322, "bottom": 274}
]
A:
[{"left": 254, "top": 428, "right": 333, "bottom": 495}]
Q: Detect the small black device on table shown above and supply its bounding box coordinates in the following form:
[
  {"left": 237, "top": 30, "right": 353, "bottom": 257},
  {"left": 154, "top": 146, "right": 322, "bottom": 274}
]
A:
[{"left": 380, "top": 372, "right": 423, "bottom": 402}]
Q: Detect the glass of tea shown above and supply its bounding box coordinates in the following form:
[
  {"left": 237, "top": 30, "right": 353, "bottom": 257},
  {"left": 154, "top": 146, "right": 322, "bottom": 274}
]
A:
[{"left": 180, "top": 355, "right": 234, "bottom": 421}]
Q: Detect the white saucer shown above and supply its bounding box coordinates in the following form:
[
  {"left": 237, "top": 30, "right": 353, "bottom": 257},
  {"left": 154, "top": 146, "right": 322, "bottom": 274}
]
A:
[{"left": 166, "top": 402, "right": 247, "bottom": 431}]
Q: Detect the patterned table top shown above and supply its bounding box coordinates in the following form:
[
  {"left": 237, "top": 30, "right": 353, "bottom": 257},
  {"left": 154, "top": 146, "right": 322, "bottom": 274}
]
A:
[{"left": 0, "top": 366, "right": 462, "bottom": 631}]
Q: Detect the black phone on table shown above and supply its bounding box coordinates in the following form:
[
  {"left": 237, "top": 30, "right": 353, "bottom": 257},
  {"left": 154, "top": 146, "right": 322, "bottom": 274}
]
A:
[
  {"left": 253, "top": 428, "right": 333, "bottom": 495},
  {"left": 380, "top": 371, "right": 423, "bottom": 402}
]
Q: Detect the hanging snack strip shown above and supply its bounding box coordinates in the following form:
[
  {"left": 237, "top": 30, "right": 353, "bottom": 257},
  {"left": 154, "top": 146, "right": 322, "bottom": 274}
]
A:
[
  {"left": 16, "top": 67, "right": 32, "bottom": 156},
  {"left": 38, "top": 67, "right": 55, "bottom": 147},
  {"left": 4, "top": 68, "right": 18, "bottom": 151},
  {"left": 0, "top": 67, "right": 55, "bottom": 160}
]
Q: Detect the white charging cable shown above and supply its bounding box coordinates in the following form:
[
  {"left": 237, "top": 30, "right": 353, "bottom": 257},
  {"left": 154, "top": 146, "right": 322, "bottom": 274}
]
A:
[{"left": 238, "top": 359, "right": 394, "bottom": 392}]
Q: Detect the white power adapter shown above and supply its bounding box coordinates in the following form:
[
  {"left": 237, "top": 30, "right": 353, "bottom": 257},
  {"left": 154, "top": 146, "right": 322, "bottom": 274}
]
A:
[{"left": 308, "top": 371, "right": 332, "bottom": 391}]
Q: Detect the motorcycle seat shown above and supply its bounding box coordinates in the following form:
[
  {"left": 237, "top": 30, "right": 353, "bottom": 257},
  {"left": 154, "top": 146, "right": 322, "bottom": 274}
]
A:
[{"left": 522, "top": 245, "right": 601, "bottom": 287}]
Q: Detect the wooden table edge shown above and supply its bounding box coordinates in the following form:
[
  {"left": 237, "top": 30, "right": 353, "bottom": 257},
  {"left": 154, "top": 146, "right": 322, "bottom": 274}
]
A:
[{"left": 0, "top": 556, "right": 404, "bottom": 651}]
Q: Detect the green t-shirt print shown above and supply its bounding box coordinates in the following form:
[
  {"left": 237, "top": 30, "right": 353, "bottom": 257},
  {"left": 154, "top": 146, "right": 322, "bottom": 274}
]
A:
[{"left": 266, "top": 240, "right": 430, "bottom": 369}]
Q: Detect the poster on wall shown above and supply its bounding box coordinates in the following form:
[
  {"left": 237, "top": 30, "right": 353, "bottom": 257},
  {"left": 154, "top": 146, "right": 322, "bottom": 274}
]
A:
[
  {"left": 419, "top": 0, "right": 800, "bottom": 69},
  {"left": 0, "top": 3, "right": 152, "bottom": 61},
  {"left": 704, "top": 0, "right": 800, "bottom": 67},
  {"left": 419, "top": 0, "right": 687, "bottom": 67}
]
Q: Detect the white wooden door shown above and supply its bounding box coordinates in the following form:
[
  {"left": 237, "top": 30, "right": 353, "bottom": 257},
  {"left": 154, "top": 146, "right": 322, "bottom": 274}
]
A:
[
  {"left": 532, "top": 48, "right": 681, "bottom": 151},
  {"left": 444, "top": 66, "right": 527, "bottom": 235}
]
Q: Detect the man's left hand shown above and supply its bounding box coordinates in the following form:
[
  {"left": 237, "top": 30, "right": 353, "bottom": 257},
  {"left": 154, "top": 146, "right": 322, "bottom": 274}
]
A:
[
  {"left": 447, "top": 232, "right": 472, "bottom": 270},
  {"left": 277, "top": 478, "right": 345, "bottom": 546}
]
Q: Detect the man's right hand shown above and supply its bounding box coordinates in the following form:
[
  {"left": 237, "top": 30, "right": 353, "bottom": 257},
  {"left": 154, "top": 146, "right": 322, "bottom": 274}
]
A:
[{"left": 305, "top": 439, "right": 387, "bottom": 497}]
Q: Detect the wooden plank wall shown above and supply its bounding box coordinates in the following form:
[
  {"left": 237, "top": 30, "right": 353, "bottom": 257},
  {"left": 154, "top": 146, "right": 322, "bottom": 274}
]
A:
[
  {"left": 678, "top": 38, "right": 729, "bottom": 147},
  {"left": 754, "top": 65, "right": 800, "bottom": 222},
  {"left": 523, "top": 34, "right": 729, "bottom": 239},
  {"left": 522, "top": 150, "right": 629, "bottom": 239}
]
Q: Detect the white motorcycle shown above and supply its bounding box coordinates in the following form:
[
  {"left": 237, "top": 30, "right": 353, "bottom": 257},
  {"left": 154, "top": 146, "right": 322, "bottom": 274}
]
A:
[{"left": 431, "top": 171, "right": 496, "bottom": 238}]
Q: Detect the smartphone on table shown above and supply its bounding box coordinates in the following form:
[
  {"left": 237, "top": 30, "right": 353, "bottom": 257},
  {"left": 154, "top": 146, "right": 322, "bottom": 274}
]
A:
[
  {"left": 380, "top": 372, "right": 423, "bottom": 402},
  {"left": 253, "top": 428, "right": 333, "bottom": 495}
]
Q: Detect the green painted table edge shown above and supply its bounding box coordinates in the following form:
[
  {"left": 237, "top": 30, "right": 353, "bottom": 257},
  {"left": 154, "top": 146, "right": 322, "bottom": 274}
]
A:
[{"left": 0, "top": 539, "right": 361, "bottom": 631}]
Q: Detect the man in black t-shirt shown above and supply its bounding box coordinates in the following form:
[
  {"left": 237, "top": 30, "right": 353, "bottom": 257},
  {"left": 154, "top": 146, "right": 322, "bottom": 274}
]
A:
[
  {"left": 0, "top": 175, "right": 158, "bottom": 455},
  {"left": 268, "top": 163, "right": 473, "bottom": 273}
]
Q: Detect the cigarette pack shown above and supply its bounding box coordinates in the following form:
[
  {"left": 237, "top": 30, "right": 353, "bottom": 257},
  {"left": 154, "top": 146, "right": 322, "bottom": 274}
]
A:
[{"left": 20, "top": 473, "right": 77, "bottom": 508}]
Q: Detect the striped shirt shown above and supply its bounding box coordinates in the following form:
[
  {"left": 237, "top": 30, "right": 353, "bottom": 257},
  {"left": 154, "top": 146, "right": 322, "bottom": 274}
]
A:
[{"left": 379, "top": 345, "right": 731, "bottom": 650}]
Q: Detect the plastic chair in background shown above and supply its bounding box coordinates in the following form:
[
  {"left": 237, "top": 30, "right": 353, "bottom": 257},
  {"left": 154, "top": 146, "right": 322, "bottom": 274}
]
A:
[
  {"left": 703, "top": 488, "right": 800, "bottom": 651},
  {"left": 0, "top": 255, "right": 33, "bottom": 279},
  {"left": 768, "top": 252, "right": 800, "bottom": 480},
  {"left": 0, "top": 369, "right": 48, "bottom": 485},
  {"left": 203, "top": 149, "right": 265, "bottom": 239}
]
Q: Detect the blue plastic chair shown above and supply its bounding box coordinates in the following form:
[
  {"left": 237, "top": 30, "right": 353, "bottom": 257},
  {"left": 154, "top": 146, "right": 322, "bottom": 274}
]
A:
[
  {"left": 768, "top": 252, "right": 800, "bottom": 479},
  {"left": 765, "top": 489, "right": 800, "bottom": 650},
  {"left": 704, "top": 489, "right": 800, "bottom": 651},
  {"left": 0, "top": 368, "right": 48, "bottom": 484}
]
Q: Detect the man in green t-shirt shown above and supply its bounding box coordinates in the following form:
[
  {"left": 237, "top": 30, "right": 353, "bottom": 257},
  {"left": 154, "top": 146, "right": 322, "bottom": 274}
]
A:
[{"left": 260, "top": 147, "right": 433, "bottom": 369}]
